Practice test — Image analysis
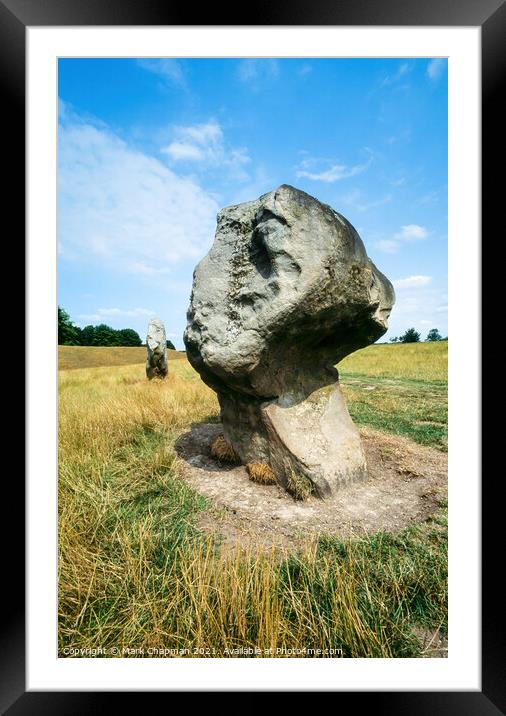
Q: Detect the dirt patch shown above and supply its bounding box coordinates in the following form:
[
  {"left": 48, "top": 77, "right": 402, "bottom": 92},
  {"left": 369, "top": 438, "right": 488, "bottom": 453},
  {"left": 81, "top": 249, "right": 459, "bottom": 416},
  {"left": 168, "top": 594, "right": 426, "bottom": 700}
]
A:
[{"left": 175, "top": 423, "right": 447, "bottom": 553}]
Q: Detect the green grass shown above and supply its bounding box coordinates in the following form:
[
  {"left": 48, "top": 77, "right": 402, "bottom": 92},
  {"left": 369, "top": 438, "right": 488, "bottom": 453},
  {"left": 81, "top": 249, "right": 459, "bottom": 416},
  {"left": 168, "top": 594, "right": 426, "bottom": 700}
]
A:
[
  {"left": 59, "top": 343, "right": 447, "bottom": 658},
  {"left": 341, "top": 375, "right": 447, "bottom": 450},
  {"left": 339, "top": 342, "right": 448, "bottom": 450},
  {"left": 339, "top": 340, "right": 447, "bottom": 382}
]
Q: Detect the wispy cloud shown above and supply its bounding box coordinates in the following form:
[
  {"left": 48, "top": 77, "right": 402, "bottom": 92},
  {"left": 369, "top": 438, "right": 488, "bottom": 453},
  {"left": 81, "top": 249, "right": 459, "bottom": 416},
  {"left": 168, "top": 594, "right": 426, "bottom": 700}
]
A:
[
  {"left": 338, "top": 189, "right": 392, "bottom": 212},
  {"left": 367, "top": 62, "right": 412, "bottom": 101},
  {"left": 380, "top": 62, "right": 411, "bottom": 88},
  {"left": 137, "top": 58, "right": 185, "bottom": 87},
  {"left": 395, "top": 224, "right": 428, "bottom": 240},
  {"left": 164, "top": 142, "right": 205, "bottom": 161},
  {"left": 375, "top": 224, "right": 429, "bottom": 253},
  {"left": 227, "top": 166, "right": 275, "bottom": 205},
  {"left": 129, "top": 261, "right": 172, "bottom": 276},
  {"left": 237, "top": 59, "right": 279, "bottom": 84},
  {"left": 426, "top": 58, "right": 446, "bottom": 82},
  {"left": 59, "top": 106, "right": 220, "bottom": 274},
  {"left": 375, "top": 240, "right": 400, "bottom": 254},
  {"left": 161, "top": 120, "right": 251, "bottom": 180},
  {"left": 78, "top": 307, "right": 156, "bottom": 323},
  {"left": 296, "top": 163, "right": 366, "bottom": 183},
  {"left": 393, "top": 275, "right": 432, "bottom": 289},
  {"left": 296, "top": 151, "right": 373, "bottom": 183}
]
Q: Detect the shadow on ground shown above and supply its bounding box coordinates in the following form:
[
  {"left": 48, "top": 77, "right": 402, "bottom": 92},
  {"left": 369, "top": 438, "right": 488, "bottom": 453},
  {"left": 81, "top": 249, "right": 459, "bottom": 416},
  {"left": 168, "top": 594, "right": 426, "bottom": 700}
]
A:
[{"left": 175, "top": 422, "right": 448, "bottom": 553}]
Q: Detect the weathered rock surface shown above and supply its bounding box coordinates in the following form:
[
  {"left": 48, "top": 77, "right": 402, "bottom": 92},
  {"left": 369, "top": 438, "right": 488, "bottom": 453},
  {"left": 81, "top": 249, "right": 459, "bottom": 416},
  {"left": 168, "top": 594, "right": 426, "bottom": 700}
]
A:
[
  {"left": 184, "top": 185, "right": 395, "bottom": 497},
  {"left": 146, "top": 318, "right": 168, "bottom": 379}
]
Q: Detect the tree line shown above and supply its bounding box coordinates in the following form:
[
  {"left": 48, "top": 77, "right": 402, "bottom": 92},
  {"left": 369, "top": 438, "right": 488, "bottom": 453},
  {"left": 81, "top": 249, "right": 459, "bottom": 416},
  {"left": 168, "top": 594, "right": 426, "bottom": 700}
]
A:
[
  {"left": 58, "top": 307, "right": 176, "bottom": 349},
  {"left": 59, "top": 306, "right": 443, "bottom": 349},
  {"left": 389, "top": 327, "right": 447, "bottom": 344}
]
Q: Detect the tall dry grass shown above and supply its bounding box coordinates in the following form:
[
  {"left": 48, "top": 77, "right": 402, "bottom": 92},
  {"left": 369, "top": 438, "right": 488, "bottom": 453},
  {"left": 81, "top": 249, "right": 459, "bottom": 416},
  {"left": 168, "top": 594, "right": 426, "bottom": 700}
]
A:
[
  {"left": 59, "top": 355, "right": 447, "bottom": 658},
  {"left": 58, "top": 345, "right": 186, "bottom": 371}
]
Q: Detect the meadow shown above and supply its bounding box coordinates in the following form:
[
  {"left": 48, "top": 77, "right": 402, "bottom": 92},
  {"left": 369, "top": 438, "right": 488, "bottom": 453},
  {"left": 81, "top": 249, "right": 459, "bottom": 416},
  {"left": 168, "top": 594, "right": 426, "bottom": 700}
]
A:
[
  {"left": 58, "top": 341, "right": 448, "bottom": 658},
  {"left": 58, "top": 344, "right": 187, "bottom": 370}
]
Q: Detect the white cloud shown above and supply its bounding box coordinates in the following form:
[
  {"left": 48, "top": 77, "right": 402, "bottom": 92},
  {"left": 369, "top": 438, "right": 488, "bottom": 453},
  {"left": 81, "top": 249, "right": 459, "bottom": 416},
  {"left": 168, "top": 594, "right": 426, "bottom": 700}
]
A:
[
  {"left": 162, "top": 120, "right": 223, "bottom": 162},
  {"left": 296, "top": 151, "right": 373, "bottom": 183},
  {"left": 137, "top": 58, "right": 185, "bottom": 86},
  {"left": 375, "top": 240, "right": 401, "bottom": 254},
  {"left": 394, "top": 224, "right": 429, "bottom": 241},
  {"left": 375, "top": 224, "right": 429, "bottom": 254},
  {"left": 297, "top": 163, "right": 363, "bottom": 183},
  {"left": 164, "top": 142, "right": 205, "bottom": 161},
  {"left": 161, "top": 120, "right": 251, "bottom": 180},
  {"left": 59, "top": 110, "right": 220, "bottom": 273},
  {"left": 78, "top": 307, "right": 156, "bottom": 323},
  {"left": 426, "top": 58, "right": 446, "bottom": 82},
  {"left": 182, "top": 122, "right": 223, "bottom": 144},
  {"left": 393, "top": 275, "right": 432, "bottom": 289}
]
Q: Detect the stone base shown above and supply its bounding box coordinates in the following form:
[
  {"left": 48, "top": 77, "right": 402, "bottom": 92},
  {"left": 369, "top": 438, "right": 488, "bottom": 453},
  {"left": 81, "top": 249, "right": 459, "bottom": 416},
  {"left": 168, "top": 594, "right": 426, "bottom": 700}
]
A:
[
  {"left": 146, "top": 358, "right": 168, "bottom": 380},
  {"left": 218, "top": 383, "right": 367, "bottom": 498}
]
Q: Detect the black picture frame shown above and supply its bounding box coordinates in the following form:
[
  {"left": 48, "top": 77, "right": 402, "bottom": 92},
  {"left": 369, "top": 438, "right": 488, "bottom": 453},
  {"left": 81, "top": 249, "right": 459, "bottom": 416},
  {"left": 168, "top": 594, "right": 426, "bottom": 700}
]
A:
[{"left": 5, "top": 0, "right": 501, "bottom": 709}]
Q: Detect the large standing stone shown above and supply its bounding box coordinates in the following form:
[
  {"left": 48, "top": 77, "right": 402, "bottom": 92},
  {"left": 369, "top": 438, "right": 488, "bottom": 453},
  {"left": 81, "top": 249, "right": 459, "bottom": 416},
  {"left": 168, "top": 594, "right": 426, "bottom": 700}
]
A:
[
  {"left": 184, "top": 185, "right": 395, "bottom": 497},
  {"left": 146, "top": 318, "right": 168, "bottom": 380}
]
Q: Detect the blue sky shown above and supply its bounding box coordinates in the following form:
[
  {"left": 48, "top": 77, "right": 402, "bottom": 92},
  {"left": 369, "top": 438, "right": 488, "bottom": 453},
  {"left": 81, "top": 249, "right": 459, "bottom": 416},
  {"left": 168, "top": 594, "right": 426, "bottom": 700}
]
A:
[{"left": 58, "top": 57, "right": 447, "bottom": 347}]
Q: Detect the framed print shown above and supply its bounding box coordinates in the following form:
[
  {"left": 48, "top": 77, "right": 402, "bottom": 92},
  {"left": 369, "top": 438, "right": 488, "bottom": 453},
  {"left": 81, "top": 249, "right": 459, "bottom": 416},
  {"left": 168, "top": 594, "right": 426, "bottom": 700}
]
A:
[{"left": 3, "top": 0, "right": 502, "bottom": 709}]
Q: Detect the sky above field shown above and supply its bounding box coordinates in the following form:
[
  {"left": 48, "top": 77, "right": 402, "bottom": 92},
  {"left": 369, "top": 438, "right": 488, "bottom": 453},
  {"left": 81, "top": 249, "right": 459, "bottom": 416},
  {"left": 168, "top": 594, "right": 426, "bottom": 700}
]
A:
[{"left": 58, "top": 57, "right": 447, "bottom": 348}]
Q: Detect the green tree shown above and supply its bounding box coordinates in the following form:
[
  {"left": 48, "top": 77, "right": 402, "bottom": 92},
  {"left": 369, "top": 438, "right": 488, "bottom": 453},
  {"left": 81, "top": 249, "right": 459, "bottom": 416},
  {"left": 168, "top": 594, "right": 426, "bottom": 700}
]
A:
[
  {"left": 166, "top": 339, "right": 176, "bottom": 350},
  {"left": 400, "top": 327, "right": 421, "bottom": 344},
  {"left": 80, "top": 325, "right": 96, "bottom": 346},
  {"left": 58, "top": 306, "right": 80, "bottom": 345},
  {"left": 119, "top": 328, "right": 142, "bottom": 347},
  {"left": 93, "top": 324, "right": 121, "bottom": 346},
  {"left": 59, "top": 308, "right": 147, "bottom": 347},
  {"left": 426, "top": 328, "right": 442, "bottom": 342},
  {"left": 389, "top": 336, "right": 399, "bottom": 343}
]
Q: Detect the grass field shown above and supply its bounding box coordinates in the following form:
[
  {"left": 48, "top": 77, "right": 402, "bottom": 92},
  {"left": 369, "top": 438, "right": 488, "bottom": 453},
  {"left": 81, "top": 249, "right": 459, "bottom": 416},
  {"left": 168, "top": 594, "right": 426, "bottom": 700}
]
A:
[
  {"left": 58, "top": 342, "right": 447, "bottom": 658},
  {"left": 58, "top": 345, "right": 186, "bottom": 370},
  {"left": 339, "top": 342, "right": 448, "bottom": 451}
]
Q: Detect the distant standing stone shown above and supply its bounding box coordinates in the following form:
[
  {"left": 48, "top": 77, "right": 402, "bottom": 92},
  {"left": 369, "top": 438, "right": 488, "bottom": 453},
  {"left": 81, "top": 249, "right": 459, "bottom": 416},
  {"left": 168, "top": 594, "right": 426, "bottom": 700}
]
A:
[
  {"left": 184, "top": 185, "right": 395, "bottom": 497},
  {"left": 146, "top": 318, "right": 168, "bottom": 380}
]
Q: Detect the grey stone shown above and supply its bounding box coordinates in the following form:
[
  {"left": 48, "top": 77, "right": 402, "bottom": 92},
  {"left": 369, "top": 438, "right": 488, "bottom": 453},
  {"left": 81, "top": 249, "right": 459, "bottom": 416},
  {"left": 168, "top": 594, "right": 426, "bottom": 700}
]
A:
[
  {"left": 146, "top": 318, "right": 168, "bottom": 379},
  {"left": 184, "top": 185, "right": 395, "bottom": 497}
]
